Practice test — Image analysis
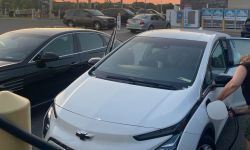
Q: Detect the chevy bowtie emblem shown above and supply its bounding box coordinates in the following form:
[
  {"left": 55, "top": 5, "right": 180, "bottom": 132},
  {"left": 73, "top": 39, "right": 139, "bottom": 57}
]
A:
[{"left": 76, "top": 130, "right": 94, "bottom": 141}]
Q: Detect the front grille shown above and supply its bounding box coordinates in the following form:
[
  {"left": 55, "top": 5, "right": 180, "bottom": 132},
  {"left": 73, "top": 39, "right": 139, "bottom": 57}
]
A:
[
  {"left": 48, "top": 137, "right": 74, "bottom": 150},
  {"left": 108, "top": 19, "right": 115, "bottom": 23},
  {"left": 1, "top": 78, "right": 24, "bottom": 91}
]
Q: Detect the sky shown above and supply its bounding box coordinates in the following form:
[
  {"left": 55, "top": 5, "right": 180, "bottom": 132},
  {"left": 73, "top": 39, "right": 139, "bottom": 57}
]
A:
[{"left": 56, "top": 0, "right": 180, "bottom": 4}]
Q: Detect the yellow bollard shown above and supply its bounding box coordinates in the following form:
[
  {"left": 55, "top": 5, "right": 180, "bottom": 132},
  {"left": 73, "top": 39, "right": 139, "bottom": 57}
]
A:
[
  {"left": 222, "top": 19, "right": 225, "bottom": 32},
  {"left": 0, "top": 91, "right": 31, "bottom": 150}
]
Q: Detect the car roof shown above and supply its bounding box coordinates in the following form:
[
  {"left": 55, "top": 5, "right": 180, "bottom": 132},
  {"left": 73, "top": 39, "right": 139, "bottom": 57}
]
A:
[
  {"left": 137, "top": 29, "right": 230, "bottom": 42},
  {"left": 136, "top": 14, "right": 156, "bottom": 16},
  {"left": 3, "top": 28, "right": 102, "bottom": 37}
]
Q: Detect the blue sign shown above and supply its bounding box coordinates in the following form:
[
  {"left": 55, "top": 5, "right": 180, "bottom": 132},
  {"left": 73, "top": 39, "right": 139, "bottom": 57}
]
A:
[
  {"left": 236, "top": 9, "right": 248, "bottom": 21},
  {"left": 212, "top": 9, "right": 223, "bottom": 20},
  {"left": 224, "top": 9, "right": 236, "bottom": 20},
  {"left": 202, "top": 8, "right": 213, "bottom": 19},
  {"left": 176, "top": 11, "right": 183, "bottom": 24}
]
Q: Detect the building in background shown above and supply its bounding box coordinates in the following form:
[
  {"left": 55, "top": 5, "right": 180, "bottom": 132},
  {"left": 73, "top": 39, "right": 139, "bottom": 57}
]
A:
[
  {"left": 228, "top": 0, "right": 250, "bottom": 9},
  {"left": 180, "top": 0, "right": 228, "bottom": 9}
]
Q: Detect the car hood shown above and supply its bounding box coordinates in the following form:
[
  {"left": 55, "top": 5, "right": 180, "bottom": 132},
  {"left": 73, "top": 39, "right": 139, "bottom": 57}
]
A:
[
  {"left": 55, "top": 76, "right": 196, "bottom": 129},
  {"left": 0, "top": 60, "right": 17, "bottom": 68},
  {"left": 96, "top": 15, "right": 115, "bottom": 20}
]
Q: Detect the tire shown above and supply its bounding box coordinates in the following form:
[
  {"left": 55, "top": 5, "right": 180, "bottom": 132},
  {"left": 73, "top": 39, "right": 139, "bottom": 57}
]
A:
[
  {"left": 67, "top": 21, "right": 75, "bottom": 27},
  {"left": 241, "top": 33, "right": 245, "bottom": 37},
  {"left": 94, "top": 22, "right": 101, "bottom": 30},
  {"left": 197, "top": 135, "right": 216, "bottom": 150},
  {"left": 166, "top": 23, "right": 171, "bottom": 29},
  {"left": 130, "top": 29, "right": 137, "bottom": 33},
  {"left": 148, "top": 25, "right": 154, "bottom": 30}
]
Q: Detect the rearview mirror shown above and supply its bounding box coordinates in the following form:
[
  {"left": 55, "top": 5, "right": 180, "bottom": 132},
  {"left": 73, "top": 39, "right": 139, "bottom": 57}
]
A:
[
  {"left": 214, "top": 74, "right": 232, "bottom": 87},
  {"left": 40, "top": 52, "right": 59, "bottom": 62},
  {"left": 207, "top": 101, "right": 228, "bottom": 120},
  {"left": 88, "top": 57, "right": 101, "bottom": 66}
]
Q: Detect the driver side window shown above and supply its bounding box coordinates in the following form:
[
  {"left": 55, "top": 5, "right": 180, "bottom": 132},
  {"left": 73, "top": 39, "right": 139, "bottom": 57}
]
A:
[
  {"left": 42, "top": 34, "right": 74, "bottom": 56},
  {"left": 211, "top": 40, "right": 228, "bottom": 75}
]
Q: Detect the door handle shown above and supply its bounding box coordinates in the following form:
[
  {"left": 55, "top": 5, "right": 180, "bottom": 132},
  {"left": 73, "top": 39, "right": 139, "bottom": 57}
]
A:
[{"left": 70, "top": 62, "right": 80, "bottom": 66}]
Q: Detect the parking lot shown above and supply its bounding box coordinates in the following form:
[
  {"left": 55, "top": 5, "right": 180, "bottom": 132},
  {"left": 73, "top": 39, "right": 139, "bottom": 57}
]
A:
[{"left": 0, "top": 18, "right": 245, "bottom": 150}]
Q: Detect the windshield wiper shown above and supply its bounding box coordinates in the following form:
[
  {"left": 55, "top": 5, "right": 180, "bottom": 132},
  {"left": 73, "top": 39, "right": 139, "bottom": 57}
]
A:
[{"left": 106, "top": 75, "right": 177, "bottom": 90}]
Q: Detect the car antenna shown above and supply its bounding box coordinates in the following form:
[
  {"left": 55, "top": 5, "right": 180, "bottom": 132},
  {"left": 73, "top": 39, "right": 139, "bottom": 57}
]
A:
[{"left": 105, "top": 26, "right": 117, "bottom": 55}]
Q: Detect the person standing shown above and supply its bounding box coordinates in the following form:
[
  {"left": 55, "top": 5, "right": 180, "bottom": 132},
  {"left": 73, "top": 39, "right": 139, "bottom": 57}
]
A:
[{"left": 217, "top": 54, "right": 250, "bottom": 150}]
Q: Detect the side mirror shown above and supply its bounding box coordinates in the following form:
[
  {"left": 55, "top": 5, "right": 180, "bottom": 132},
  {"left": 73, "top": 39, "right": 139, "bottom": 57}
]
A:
[
  {"left": 88, "top": 57, "right": 101, "bottom": 66},
  {"left": 214, "top": 74, "right": 232, "bottom": 87},
  {"left": 207, "top": 101, "right": 228, "bottom": 120},
  {"left": 40, "top": 52, "right": 59, "bottom": 62}
]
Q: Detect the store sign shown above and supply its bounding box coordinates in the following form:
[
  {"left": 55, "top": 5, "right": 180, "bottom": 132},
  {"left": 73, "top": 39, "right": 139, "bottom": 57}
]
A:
[
  {"left": 212, "top": 9, "right": 223, "bottom": 20},
  {"left": 202, "top": 8, "right": 213, "bottom": 20},
  {"left": 224, "top": 9, "right": 236, "bottom": 21},
  {"left": 236, "top": 9, "right": 248, "bottom": 21}
]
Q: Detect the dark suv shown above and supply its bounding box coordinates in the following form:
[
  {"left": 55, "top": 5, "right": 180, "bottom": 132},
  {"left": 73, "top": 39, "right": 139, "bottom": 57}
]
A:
[
  {"left": 63, "top": 9, "right": 116, "bottom": 30},
  {"left": 101, "top": 8, "right": 135, "bottom": 24},
  {"left": 241, "top": 19, "right": 250, "bottom": 37}
]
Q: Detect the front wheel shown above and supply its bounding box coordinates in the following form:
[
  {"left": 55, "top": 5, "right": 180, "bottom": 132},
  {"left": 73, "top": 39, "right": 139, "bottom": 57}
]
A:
[
  {"left": 241, "top": 33, "right": 246, "bottom": 37},
  {"left": 130, "top": 29, "right": 137, "bottom": 33},
  {"left": 148, "top": 25, "right": 154, "bottom": 30},
  {"left": 67, "top": 21, "right": 75, "bottom": 27},
  {"left": 197, "top": 135, "right": 216, "bottom": 150},
  {"left": 166, "top": 23, "right": 171, "bottom": 29},
  {"left": 94, "top": 22, "right": 101, "bottom": 30}
]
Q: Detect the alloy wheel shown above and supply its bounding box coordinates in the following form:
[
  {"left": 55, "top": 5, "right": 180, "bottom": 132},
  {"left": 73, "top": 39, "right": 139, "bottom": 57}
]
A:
[
  {"left": 197, "top": 144, "right": 213, "bottom": 150},
  {"left": 94, "top": 22, "right": 101, "bottom": 30}
]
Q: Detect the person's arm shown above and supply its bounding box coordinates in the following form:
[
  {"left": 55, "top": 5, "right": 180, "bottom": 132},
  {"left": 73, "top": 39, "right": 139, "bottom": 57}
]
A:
[
  {"left": 234, "top": 105, "right": 250, "bottom": 115},
  {"left": 217, "top": 65, "right": 247, "bottom": 101}
]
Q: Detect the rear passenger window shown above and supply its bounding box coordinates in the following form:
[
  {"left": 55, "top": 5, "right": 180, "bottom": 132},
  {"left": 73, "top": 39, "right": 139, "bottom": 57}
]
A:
[
  {"left": 211, "top": 42, "right": 227, "bottom": 69},
  {"left": 43, "top": 34, "right": 74, "bottom": 56},
  {"left": 246, "top": 20, "right": 250, "bottom": 26},
  {"left": 77, "top": 33, "right": 104, "bottom": 52}
]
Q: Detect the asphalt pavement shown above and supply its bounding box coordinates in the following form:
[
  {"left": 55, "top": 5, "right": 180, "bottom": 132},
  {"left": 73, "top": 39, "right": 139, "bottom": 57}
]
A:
[{"left": 0, "top": 17, "right": 244, "bottom": 150}]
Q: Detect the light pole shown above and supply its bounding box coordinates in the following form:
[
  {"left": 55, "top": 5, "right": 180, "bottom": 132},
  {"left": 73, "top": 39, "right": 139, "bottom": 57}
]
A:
[
  {"left": 49, "top": 0, "right": 53, "bottom": 18},
  {"left": 161, "top": 0, "right": 163, "bottom": 13},
  {"left": 76, "top": 0, "right": 79, "bottom": 8}
]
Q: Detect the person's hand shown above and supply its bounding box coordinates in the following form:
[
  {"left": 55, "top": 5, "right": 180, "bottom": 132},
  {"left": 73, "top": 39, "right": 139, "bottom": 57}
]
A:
[{"left": 228, "top": 107, "right": 237, "bottom": 117}]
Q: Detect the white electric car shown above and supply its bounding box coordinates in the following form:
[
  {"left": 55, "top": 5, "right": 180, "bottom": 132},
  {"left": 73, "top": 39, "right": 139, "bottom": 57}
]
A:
[{"left": 43, "top": 29, "right": 249, "bottom": 150}]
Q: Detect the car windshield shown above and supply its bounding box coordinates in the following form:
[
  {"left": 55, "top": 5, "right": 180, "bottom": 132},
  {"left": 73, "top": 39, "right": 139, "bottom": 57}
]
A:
[
  {"left": 87, "top": 10, "right": 104, "bottom": 16},
  {"left": 124, "top": 9, "right": 135, "bottom": 15},
  {"left": 93, "top": 37, "right": 207, "bottom": 90},
  {"left": 133, "top": 14, "right": 150, "bottom": 19},
  {"left": 0, "top": 32, "right": 48, "bottom": 61}
]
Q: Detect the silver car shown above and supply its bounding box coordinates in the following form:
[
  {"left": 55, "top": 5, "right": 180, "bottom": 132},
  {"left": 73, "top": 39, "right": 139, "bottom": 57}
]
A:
[{"left": 126, "top": 14, "right": 170, "bottom": 33}]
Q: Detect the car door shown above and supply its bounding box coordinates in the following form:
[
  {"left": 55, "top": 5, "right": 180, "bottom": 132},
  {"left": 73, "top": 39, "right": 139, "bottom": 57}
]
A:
[
  {"left": 151, "top": 15, "right": 160, "bottom": 28},
  {"left": 73, "top": 10, "right": 89, "bottom": 26},
  {"left": 157, "top": 15, "right": 167, "bottom": 28},
  {"left": 245, "top": 19, "right": 250, "bottom": 32},
  {"left": 225, "top": 38, "right": 250, "bottom": 107},
  {"left": 200, "top": 39, "right": 234, "bottom": 139},
  {"left": 23, "top": 33, "right": 81, "bottom": 102},
  {"left": 76, "top": 32, "right": 107, "bottom": 70}
]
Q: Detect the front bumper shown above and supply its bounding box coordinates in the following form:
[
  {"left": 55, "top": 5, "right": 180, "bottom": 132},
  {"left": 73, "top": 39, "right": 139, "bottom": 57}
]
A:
[
  {"left": 44, "top": 105, "right": 172, "bottom": 150},
  {"left": 241, "top": 30, "right": 250, "bottom": 37},
  {"left": 102, "top": 21, "right": 116, "bottom": 28}
]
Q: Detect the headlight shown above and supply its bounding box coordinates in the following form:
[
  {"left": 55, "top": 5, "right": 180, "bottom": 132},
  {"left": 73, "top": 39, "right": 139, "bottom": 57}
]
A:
[
  {"left": 133, "top": 117, "right": 188, "bottom": 141},
  {"left": 42, "top": 105, "right": 54, "bottom": 138},
  {"left": 155, "top": 133, "right": 182, "bottom": 150}
]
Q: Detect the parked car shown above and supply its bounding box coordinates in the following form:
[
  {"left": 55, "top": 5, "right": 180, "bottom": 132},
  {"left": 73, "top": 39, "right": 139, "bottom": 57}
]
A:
[
  {"left": 43, "top": 29, "right": 248, "bottom": 149},
  {"left": 241, "top": 18, "right": 250, "bottom": 37},
  {"left": 0, "top": 28, "right": 121, "bottom": 104},
  {"left": 63, "top": 9, "right": 116, "bottom": 30},
  {"left": 101, "top": 8, "right": 135, "bottom": 24},
  {"left": 136, "top": 9, "right": 165, "bottom": 19},
  {"left": 126, "top": 14, "right": 171, "bottom": 33}
]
